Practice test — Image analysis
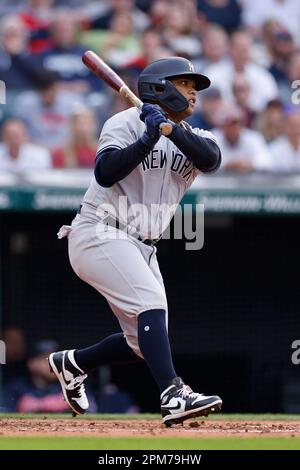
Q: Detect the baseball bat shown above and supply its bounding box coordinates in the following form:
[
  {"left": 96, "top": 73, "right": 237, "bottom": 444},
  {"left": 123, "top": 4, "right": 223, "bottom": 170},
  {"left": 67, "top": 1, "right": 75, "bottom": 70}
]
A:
[{"left": 82, "top": 50, "right": 173, "bottom": 136}]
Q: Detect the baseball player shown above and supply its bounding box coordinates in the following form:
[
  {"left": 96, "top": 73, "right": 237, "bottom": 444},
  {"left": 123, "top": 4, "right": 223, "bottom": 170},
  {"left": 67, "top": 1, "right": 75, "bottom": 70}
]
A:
[{"left": 49, "top": 57, "right": 222, "bottom": 427}]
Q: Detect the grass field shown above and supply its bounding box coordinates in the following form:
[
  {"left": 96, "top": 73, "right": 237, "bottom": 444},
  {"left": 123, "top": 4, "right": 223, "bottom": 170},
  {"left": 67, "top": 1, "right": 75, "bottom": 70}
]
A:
[
  {"left": 1, "top": 414, "right": 300, "bottom": 450},
  {"left": 1, "top": 436, "right": 300, "bottom": 450}
]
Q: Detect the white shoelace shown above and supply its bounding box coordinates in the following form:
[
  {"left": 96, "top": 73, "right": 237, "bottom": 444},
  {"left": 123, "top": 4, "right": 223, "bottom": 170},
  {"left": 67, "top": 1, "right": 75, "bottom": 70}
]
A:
[
  {"left": 179, "top": 384, "right": 202, "bottom": 400},
  {"left": 66, "top": 374, "right": 88, "bottom": 396}
]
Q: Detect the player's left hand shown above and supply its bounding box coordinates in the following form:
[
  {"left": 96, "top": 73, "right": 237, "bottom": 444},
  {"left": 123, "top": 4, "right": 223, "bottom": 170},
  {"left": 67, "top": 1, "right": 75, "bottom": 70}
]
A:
[{"left": 140, "top": 104, "right": 169, "bottom": 141}]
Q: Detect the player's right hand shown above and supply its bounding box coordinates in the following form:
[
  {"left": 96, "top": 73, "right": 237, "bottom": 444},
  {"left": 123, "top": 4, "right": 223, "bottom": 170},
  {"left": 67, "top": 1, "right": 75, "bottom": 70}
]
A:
[{"left": 140, "top": 104, "right": 168, "bottom": 142}]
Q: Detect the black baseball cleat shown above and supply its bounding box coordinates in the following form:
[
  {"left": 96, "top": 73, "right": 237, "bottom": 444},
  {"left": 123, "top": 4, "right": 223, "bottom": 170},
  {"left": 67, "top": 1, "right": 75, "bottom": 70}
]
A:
[
  {"left": 48, "top": 349, "right": 89, "bottom": 416},
  {"left": 161, "top": 377, "right": 222, "bottom": 427}
]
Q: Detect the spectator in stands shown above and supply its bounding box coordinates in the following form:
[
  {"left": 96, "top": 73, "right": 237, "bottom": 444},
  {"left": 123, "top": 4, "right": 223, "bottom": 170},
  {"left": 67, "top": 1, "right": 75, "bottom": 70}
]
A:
[
  {"left": 269, "top": 109, "right": 300, "bottom": 172},
  {"left": 188, "top": 86, "right": 223, "bottom": 130},
  {"left": 257, "top": 99, "right": 284, "bottom": 143},
  {"left": 268, "top": 29, "right": 294, "bottom": 96},
  {"left": 242, "top": 0, "right": 300, "bottom": 41},
  {"left": 19, "top": 0, "right": 56, "bottom": 53},
  {"left": 90, "top": 0, "right": 149, "bottom": 33},
  {"left": 149, "top": 0, "right": 171, "bottom": 28},
  {"left": 39, "top": 10, "right": 98, "bottom": 93},
  {"left": 161, "top": 7, "right": 201, "bottom": 59},
  {"left": 3, "top": 339, "right": 98, "bottom": 413},
  {"left": 98, "top": 10, "right": 141, "bottom": 68},
  {"left": 0, "top": 15, "right": 39, "bottom": 92},
  {"left": 197, "top": 0, "right": 241, "bottom": 33},
  {"left": 204, "top": 30, "right": 279, "bottom": 112},
  {"left": 232, "top": 74, "right": 256, "bottom": 128},
  {"left": 0, "top": 119, "right": 51, "bottom": 172},
  {"left": 213, "top": 104, "right": 271, "bottom": 172},
  {"left": 253, "top": 20, "right": 285, "bottom": 68},
  {"left": 54, "top": 1, "right": 107, "bottom": 24},
  {"left": 289, "top": 52, "right": 300, "bottom": 97},
  {"left": 13, "top": 70, "right": 82, "bottom": 150},
  {"left": 52, "top": 108, "right": 97, "bottom": 168},
  {"left": 125, "top": 27, "right": 165, "bottom": 73},
  {"left": 277, "top": 51, "right": 300, "bottom": 105},
  {"left": 197, "top": 24, "right": 228, "bottom": 70}
]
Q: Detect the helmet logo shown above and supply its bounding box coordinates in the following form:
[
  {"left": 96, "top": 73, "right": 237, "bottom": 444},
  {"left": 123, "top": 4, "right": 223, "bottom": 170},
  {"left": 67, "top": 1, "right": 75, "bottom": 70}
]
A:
[{"left": 188, "top": 62, "right": 194, "bottom": 72}]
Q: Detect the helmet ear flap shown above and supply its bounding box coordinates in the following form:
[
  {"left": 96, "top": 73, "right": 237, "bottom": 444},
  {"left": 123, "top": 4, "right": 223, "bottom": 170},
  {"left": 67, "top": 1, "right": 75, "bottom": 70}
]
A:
[
  {"left": 138, "top": 78, "right": 189, "bottom": 112},
  {"left": 156, "top": 80, "right": 189, "bottom": 112}
]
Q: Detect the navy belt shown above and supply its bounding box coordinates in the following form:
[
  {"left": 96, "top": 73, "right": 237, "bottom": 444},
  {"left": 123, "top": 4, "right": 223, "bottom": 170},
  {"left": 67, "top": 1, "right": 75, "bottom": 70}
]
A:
[{"left": 106, "top": 215, "right": 160, "bottom": 246}]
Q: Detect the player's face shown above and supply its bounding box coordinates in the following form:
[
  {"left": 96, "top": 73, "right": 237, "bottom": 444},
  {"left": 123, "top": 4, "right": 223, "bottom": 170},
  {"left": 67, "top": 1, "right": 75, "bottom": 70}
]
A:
[{"left": 168, "top": 77, "right": 197, "bottom": 122}]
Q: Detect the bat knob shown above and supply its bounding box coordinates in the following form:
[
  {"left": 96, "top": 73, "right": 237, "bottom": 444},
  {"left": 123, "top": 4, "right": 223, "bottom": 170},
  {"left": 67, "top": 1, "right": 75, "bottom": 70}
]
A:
[{"left": 160, "top": 122, "right": 173, "bottom": 136}]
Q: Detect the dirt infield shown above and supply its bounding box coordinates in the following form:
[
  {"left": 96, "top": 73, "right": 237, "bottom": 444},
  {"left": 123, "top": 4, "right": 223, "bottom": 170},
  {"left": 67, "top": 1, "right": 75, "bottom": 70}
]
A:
[{"left": 1, "top": 418, "right": 300, "bottom": 438}]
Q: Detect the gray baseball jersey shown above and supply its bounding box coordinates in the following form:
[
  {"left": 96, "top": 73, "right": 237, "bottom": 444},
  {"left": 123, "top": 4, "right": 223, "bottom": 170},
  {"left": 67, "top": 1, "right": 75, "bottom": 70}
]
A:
[
  {"left": 80, "top": 107, "right": 217, "bottom": 239},
  {"left": 62, "top": 107, "right": 217, "bottom": 356}
]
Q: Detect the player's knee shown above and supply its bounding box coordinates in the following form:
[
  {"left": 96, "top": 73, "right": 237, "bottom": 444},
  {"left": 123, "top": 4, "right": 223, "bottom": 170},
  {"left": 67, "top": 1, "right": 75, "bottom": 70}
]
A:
[{"left": 140, "top": 296, "right": 167, "bottom": 314}]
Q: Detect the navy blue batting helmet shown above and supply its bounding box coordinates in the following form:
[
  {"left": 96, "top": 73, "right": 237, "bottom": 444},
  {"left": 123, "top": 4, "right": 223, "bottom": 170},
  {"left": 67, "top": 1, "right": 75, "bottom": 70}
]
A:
[{"left": 138, "top": 57, "right": 211, "bottom": 112}]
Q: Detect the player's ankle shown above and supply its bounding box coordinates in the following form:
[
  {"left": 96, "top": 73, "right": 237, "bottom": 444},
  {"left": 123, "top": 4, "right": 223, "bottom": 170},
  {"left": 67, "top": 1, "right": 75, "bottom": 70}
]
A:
[{"left": 67, "top": 349, "right": 86, "bottom": 374}]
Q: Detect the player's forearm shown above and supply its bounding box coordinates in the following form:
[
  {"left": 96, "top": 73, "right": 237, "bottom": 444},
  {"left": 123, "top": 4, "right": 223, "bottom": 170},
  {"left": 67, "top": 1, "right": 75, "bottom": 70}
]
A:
[
  {"left": 169, "top": 126, "right": 222, "bottom": 173},
  {"left": 94, "top": 138, "right": 155, "bottom": 187}
]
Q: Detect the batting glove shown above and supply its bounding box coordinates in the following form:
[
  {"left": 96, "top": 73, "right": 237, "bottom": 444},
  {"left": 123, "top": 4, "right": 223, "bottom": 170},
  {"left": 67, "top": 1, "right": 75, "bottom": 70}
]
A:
[{"left": 140, "top": 104, "right": 169, "bottom": 144}]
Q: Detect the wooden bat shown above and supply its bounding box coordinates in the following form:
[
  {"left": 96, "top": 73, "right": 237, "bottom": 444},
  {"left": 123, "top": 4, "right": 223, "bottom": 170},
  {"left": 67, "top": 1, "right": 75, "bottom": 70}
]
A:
[{"left": 82, "top": 50, "right": 173, "bottom": 136}]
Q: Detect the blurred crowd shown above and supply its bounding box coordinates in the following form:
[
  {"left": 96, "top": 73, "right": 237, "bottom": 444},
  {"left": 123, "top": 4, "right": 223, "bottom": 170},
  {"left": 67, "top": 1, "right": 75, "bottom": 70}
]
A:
[
  {"left": 0, "top": 0, "right": 300, "bottom": 174},
  {"left": 1, "top": 325, "right": 139, "bottom": 413}
]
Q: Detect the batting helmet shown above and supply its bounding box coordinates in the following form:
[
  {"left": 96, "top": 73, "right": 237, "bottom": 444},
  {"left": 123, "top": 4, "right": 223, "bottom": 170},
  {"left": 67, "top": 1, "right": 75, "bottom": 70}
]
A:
[{"left": 138, "top": 57, "right": 211, "bottom": 113}]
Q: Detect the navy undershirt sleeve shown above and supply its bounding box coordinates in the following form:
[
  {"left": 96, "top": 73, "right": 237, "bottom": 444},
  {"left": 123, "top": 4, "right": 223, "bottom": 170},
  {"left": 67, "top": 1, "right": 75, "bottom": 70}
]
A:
[
  {"left": 168, "top": 125, "right": 222, "bottom": 173},
  {"left": 95, "top": 125, "right": 221, "bottom": 187},
  {"left": 94, "top": 137, "right": 154, "bottom": 187}
]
